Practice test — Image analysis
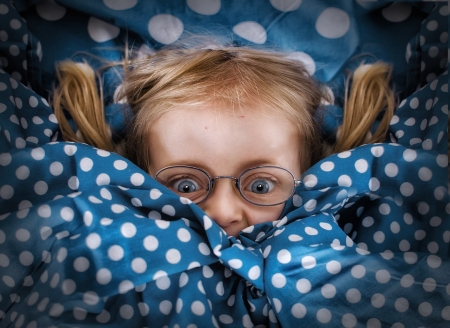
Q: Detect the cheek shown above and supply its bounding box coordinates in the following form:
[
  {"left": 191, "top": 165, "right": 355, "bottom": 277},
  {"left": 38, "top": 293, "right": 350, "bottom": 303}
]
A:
[{"left": 247, "top": 204, "right": 284, "bottom": 226}]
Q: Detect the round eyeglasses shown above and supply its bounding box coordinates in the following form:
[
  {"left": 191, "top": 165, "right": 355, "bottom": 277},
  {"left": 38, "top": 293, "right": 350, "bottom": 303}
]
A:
[{"left": 154, "top": 165, "right": 301, "bottom": 206}]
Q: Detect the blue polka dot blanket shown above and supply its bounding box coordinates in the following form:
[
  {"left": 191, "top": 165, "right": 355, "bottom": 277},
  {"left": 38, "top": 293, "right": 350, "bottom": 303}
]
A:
[{"left": 0, "top": 1, "right": 449, "bottom": 327}]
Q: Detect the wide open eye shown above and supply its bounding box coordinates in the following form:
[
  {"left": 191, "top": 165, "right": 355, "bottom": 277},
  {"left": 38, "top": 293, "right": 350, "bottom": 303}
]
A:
[
  {"left": 172, "top": 178, "right": 200, "bottom": 193},
  {"left": 247, "top": 178, "right": 275, "bottom": 194}
]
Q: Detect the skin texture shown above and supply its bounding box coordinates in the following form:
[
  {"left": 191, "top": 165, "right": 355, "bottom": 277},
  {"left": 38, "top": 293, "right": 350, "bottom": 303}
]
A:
[{"left": 148, "top": 103, "right": 302, "bottom": 237}]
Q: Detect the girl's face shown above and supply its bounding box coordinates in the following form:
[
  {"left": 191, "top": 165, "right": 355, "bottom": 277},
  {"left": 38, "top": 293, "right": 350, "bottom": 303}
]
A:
[{"left": 148, "top": 103, "right": 302, "bottom": 237}]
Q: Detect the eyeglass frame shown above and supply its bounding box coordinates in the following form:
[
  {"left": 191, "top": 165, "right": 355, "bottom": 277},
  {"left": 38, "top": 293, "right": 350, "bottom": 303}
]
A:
[{"left": 154, "top": 165, "right": 302, "bottom": 206}]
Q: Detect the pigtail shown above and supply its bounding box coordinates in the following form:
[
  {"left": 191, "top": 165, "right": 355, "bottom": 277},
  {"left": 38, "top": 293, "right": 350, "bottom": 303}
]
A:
[
  {"left": 52, "top": 61, "right": 116, "bottom": 152},
  {"left": 333, "top": 62, "right": 395, "bottom": 153}
]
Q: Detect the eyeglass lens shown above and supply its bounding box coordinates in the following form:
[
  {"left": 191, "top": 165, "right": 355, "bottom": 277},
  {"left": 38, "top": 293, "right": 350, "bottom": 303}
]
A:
[{"left": 155, "top": 166, "right": 295, "bottom": 206}]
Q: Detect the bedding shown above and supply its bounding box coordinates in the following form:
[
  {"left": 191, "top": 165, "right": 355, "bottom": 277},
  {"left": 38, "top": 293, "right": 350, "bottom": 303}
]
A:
[{"left": 0, "top": 0, "right": 449, "bottom": 327}]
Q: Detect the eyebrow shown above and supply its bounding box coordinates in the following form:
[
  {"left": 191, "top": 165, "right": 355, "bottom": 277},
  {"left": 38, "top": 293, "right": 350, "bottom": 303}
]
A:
[{"left": 161, "top": 158, "right": 282, "bottom": 175}]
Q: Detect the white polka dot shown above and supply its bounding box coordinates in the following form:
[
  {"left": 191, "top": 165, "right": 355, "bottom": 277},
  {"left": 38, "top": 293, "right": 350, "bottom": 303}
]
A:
[
  {"left": 271, "top": 273, "right": 287, "bottom": 288},
  {"left": 86, "top": 233, "right": 101, "bottom": 250},
  {"left": 110, "top": 204, "right": 125, "bottom": 215},
  {"left": 162, "top": 205, "right": 175, "bottom": 216},
  {"left": 148, "top": 14, "right": 183, "bottom": 44},
  {"left": 316, "top": 8, "right": 350, "bottom": 39},
  {"left": 304, "top": 199, "right": 317, "bottom": 212},
  {"left": 166, "top": 249, "right": 181, "bottom": 264},
  {"left": 370, "top": 294, "right": 385, "bottom": 310},
  {"left": 9, "top": 45, "right": 19, "bottom": 56},
  {"left": 355, "top": 159, "right": 368, "bottom": 173},
  {"left": 316, "top": 308, "right": 332, "bottom": 323},
  {"left": 321, "top": 283, "right": 336, "bottom": 298},
  {"left": 187, "top": 0, "right": 220, "bottom": 15},
  {"left": 150, "top": 188, "right": 162, "bottom": 199},
  {"left": 303, "top": 174, "right": 318, "bottom": 188},
  {"left": 36, "top": 0, "right": 66, "bottom": 21},
  {"left": 103, "top": 0, "right": 138, "bottom": 10},
  {"left": 0, "top": 3, "right": 8, "bottom": 14},
  {"left": 382, "top": 2, "right": 412, "bottom": 22},
  {"left": 0, "top": 153, "right": 12, "bottom": 166},
  {"left": 326, "top": 260, "right": 341, "bottom": 274},
  {"left": 390, "top": 115, "right": 400, "bottom": 124},
  {"left": 423, "top": 277, "right": 436, "bottom": 292},
  {"left": 95, "top": 173, "right": 110, "bottom": 186},
  {"left": 108, "top": 245, "right": 124, "bottom": 261},
  {"left": 118, "top": 280, "right": 134, "bottom": 294},
  {"left": 399, "top": 274, "right": 414, "bottom": 288},
  {"left": 159, "top": 300, "right": 172, "bottom": 315},
  {"left": 418, "top": 167, "right": 432, "bottom": 181},
  {"left": 384, "top": 163, "right": 398, "bottom": 177},
  {"left": 291, "top": 303, "right": 306, "bottom": 318},
  {"left": 73, "top": 257, "right": 90, "bottom": 272},
  {"left": 338, "top": 175, "right": 352, "bottom": 187},
  {"left": 143, "top": 235, "right": 158, "bottom": 251},
  {"left": 16, "top": 165, "right": 30, "bottom": 180},
  {"left": 61, "top": 279, "right": 76, "bottom": 295},
  {"left": 80, "top": 157, "right": 93, "bottom": 172},
  {"left": 49, "top": 303, "right": 64, "bottom": 317},
  {"left": 296, "top": 278, "right": 311, "bottom": 293},
  {"left": 60, "top": 207, "right": 74, "bottom": 222},
  {"left": 399, "top": 182, "right": 414, "bottom": 197},
  {"left": 301, "top": 255, "right": 316, "bottom": 269},
  {"left": 83, "top": 291, "right": 100, "bottom": 305},
  {"left": 10, "top": 18, "right": 21, "bottom": 29},
  {"left": 113, "top": 159, "right": 127, "bottom": 170},
  {"left": 351, "top": 265, "right": 366, "bottom": 278},
  {"left": 409, "top": 97, "right": 419, "bottom": 109},
  {"left": 63, "top": 145, "right": 77, "bottom": 156},
  {"left": 320, "top": 161, "right": 334, "bottom": 172},
  {"left": 19, "top": 251, "right": 34, "bottom": 266},
  {"left": 188, "top": 300, "right": 205, "bottom": 316},
  {"left": 227, "top": 258, "right": 242, "bottom": 269},
  {"left": 427, "top": 255, "right": 441, "bottom": 268},
  {"left": 119, "top": 304, "right": 133, "bottom": 319},
  {"left": 346, "top": 288, "right": 361, "bottom": 303},
  {"left": 427, "top": 20, "right": 438, "bottom": 31},
  {"left": 131, "top": 257, "right": 147, "bottom": 274},
  {"left": 121, "top": 222, "right": 136, "bottom": 238},
  {"left": 276, "top": 249, "right": 291, "bottom": 264},
  {"left": 130, "top": 173, "right": 144, "bottom": 186},
  {"left": 403, "top": 149, "right": 417, "bottom": 162},
  {"left": 375, "top": 269, "right": 390, "bottom": 283},
  {"left": 49, "top": 161, "right": 63, "bottom": 176},
  {"left": 379, "top": 203, "right": 390, "bottom": 215},
  {"left": 31, "top": 147, "right": 45, "bottom": 160},
  {"left": 34, "top": 181, "right": 48, "bottom": 195},
  {"left": 233, "top": 21, "right": 267, "bottom": 44},
  {"left": 270, "top": 0, "right": 303, "bottom": 11},
  {"left": 418, "top": 302, "right": 432, "bottom": 316},
  {"left": 96, "top": 268, "right": 112, "bottom": 285},
  {"left": 373, "top": 231, "right": 385, "bottom": 243},
  {"left": 286, "top": 51, "right": 316, "bottom": 75},
  {"left": 395, "top": 297, "right": 409, "bottom": 312},
  {"left": 88, "top": 17, "right": 120, "bottom": 43}
]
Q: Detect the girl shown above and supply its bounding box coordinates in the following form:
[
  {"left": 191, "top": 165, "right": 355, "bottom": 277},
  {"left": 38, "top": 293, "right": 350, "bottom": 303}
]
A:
[{"left": 52, "top": 44, "right": 395, "bottom": 237}]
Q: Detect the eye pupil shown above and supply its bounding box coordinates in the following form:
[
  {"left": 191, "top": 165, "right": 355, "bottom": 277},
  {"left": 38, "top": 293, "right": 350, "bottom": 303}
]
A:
[
  {"left": 178, "top": 181, "right": 196, "bottom": 193},
  {"left": 251, "top": 180, "right": 270, "bottom": 194}
]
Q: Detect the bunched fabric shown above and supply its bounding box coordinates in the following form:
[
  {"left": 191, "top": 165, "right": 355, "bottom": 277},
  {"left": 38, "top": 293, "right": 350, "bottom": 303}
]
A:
[{"left": 0, "top": 1, "right": 449, "bottom": 327}]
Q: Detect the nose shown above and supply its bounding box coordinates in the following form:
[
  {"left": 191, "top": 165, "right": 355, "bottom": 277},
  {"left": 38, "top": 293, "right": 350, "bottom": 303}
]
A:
[{"left": 199, "top": 178, "right": 246, "bottom": 236}]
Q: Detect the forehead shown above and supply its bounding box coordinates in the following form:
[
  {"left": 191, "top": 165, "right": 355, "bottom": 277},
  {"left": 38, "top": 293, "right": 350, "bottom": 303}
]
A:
[{"left": 148, "top": 103, "right": 302, "bottom": 175}]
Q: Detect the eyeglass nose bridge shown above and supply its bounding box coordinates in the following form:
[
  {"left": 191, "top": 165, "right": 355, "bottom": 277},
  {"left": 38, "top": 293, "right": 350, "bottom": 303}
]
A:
[{"left": 209, "top": 176, "right": 240, "bottom": 190}]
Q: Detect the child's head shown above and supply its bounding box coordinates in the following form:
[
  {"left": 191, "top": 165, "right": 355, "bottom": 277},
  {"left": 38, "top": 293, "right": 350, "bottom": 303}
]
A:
[
  {"left": 53, "top": 44, "right": 394, "bottom": 236},
  {"left": 116, "top": 47, "right": 324, "bottom": 236}
]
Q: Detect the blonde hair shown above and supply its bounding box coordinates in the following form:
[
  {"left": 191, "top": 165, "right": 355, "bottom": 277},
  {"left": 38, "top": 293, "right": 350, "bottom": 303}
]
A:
[{"left": 52, "top": 45, "right": 395, "bottom": 173}]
